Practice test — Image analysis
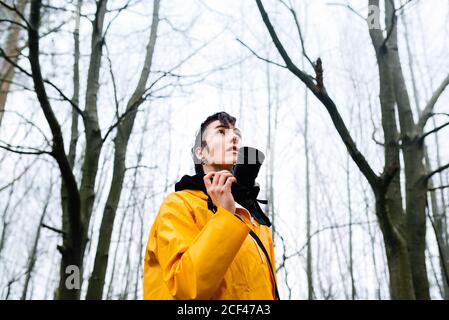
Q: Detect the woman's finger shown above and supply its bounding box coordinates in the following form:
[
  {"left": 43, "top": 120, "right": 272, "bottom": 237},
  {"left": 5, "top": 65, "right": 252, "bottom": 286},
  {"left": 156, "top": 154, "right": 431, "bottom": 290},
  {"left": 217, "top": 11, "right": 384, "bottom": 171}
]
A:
[
  {"left": 223, "top": 176, "right": 236, "bottom": 190},
  {"left": 203, "top": 172, "right": 214, "bottom": 189},
  {"left": 218, "top": 171, "right": 232, "bottom": 187},
  {"left": 212, "top": 172, "right": 220, "bottom": 186}
]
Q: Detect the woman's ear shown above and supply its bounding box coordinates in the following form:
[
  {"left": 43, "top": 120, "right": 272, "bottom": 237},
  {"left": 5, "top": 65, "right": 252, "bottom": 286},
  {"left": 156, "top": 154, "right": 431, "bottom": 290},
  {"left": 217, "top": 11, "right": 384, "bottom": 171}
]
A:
[{"left": 194, "top": 146, "right": 203, "bottom": 162}]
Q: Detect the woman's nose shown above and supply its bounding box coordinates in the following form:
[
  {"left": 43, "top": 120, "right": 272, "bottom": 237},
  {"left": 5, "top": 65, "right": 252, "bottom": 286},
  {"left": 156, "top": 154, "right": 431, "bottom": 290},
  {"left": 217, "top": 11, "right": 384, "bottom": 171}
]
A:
[{"left": 231, "top": 134, "right": 238, "bottom": 144}]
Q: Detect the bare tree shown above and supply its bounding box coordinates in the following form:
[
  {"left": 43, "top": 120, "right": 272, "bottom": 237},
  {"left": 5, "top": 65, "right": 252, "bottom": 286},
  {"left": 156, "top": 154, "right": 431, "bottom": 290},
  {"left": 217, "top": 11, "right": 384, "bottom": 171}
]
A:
[
  {"left": 21, "top": 177, "right": 53, "bottom": 300},
  {"left": 369, "top": 0, "right": 449, "bottom": 299},
  {"left": 401, "top": 8, "right": 449, "bottom": 299},
  {"left": 249, "top": 0, "right": 449, "bottom": 299},
  {"left": 86, "top": 0, "right": 161, "bottom": 300}
]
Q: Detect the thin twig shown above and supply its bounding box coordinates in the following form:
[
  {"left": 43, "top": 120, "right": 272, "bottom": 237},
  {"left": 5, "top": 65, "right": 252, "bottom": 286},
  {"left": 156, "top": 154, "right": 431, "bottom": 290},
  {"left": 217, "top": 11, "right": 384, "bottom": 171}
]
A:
[
  {"left": 41, "top": 223, "right": 65, "bottom": 235},
  {"left": 279, "top": 0, "right": 314, "bottom": 68},
  {"left": 326, "top": 2, "right": 366, "bottom": 21},
  {"left": 426, "top": 162, "right": 449, "bottom": 181},
  {"left": 428, "top": 184, "right": 449, "bottom": 192},
  {"left": 0, "top": 140, "right": 51, "bottom": 155},
  {"left": 420, "top": 121, "right": 449, "bottom": 141},
  {"left": 236, "top": 38, "right": 286, "bottom": 68}
]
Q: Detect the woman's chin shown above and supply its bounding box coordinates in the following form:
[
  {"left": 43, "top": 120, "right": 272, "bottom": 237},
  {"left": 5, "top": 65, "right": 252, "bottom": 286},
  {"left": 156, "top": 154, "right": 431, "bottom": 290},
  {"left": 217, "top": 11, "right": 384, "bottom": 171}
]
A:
[{"left": 220, "top": 162, "right": 235, "bottom": 169}]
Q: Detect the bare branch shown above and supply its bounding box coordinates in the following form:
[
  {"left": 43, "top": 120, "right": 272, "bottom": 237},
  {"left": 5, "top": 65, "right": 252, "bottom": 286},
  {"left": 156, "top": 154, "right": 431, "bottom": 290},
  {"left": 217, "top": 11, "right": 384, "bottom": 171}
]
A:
[
  {"left": 382, "top": 0, "right": 397, "bottom": 50},
  {"left": 371, "top": 128, "right": 385, "bottom": 146},
  {"left": 0, "top": 139, "right": 51, "bottom": 155},
  {"left": 104, "top": 43, "right": 120, "bottom": 122},
  {"left": 0, "top": 77, "right": 34, "bottom": 92},
  {"left": 0, "top": 18, "right": 28, "bottom": 29},
  {"left": 426, "top": 162, "right": 449, "bottom": 181},
  {"left": 103, "top": 0, "right": 134, "bottom": 38},
  {"left": 103, "top": 35, "right": 214, "bottom": 143},
  {"left": 279, "top": 0, "right": 314, "bottom": 68},
  {"left": 43, "top": 79, "right": 85, "bottom": 118},
  {"left": 124, "top": 165, "right": 158, "bottom": 172},
  {"left": 255, "top": 0, "right": 315, "bottom": 88},
  {"left": 255, "top": 0, "right": 381, "bottom": 190},
  {"left": 428, "top": 184, "right": 449, "bottom": 192},
  {"left": 0, "top": 0, "right": 31, "bottom": 29},
  {"left": 0, "top": 159, "right": 38, "bottom": 192},
  {"left": 41, "top": 223, "right": 65, "bottom": 235},
  {"left": 430, "top": 112, "right": 449, "bottom": 118},
  {"left": 0, "top": 48, "right": 84, "bottom": 118},
  {"left": 41, "top": 3, "right": 91, "bottom": 20},
  {"left": 326, "top": 2, "right": 366, "bottom": 21},
  {"left": 277, "top": 220, "right": 376, "bottom": 271},
  {"left": 236, "top": 38, "right": 287, "bottom": 68},
  {"left": 1, "top": 110, "right": 52, "bottom": 146},
  {"left": 420, "top": 121, "right": 449, "bottom": 141},
  {"left": 418, "top": 72, "right": 449, "bottom": 128},
  {"left": 426, "top": 208, "right": 449, "bottom": 288},
  {"left": 28, "top": 0, "right": 81, "bottom": 234},
  {"left": 382, "top": 0, "right": 415, "bottom": 50},
  {"left": 0, "top": 47, "right": 33, "bottom": 76}
]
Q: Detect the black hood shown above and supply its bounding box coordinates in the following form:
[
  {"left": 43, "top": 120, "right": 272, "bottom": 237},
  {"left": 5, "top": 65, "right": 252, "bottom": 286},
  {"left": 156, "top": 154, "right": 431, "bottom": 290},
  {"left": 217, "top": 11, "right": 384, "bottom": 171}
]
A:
[
  {"left": 175, "top": 173, "right": 272, "bottom": 227},
  {"left": 175, "top": 173, "right": 208, "bottom": 194}
]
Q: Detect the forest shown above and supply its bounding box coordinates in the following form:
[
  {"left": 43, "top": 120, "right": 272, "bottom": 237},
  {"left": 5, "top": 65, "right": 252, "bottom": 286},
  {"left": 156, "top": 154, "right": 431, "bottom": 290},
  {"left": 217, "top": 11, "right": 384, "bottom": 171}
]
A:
[{"left": 0, "top": 0, "right": 448, "bottom": 300}]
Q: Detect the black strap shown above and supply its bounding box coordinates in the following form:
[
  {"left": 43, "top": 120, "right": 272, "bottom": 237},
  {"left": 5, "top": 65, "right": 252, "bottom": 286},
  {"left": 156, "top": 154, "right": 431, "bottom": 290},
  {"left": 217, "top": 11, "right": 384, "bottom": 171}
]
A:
[
  {"left": 249, "top": 230, "right": 280, "bottom": 300},
  {"left": 207, "top": 197, "right": 280, "bottom": 300},
  {"left": 231, "top": 213, "right": 280, "bottom": 300}
]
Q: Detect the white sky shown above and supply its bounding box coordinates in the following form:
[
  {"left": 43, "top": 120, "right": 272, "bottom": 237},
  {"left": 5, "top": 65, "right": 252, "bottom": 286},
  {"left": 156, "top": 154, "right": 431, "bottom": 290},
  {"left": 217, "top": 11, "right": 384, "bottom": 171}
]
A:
[{"left": 1, "top": 0, "right": 448, "bottom": 299}]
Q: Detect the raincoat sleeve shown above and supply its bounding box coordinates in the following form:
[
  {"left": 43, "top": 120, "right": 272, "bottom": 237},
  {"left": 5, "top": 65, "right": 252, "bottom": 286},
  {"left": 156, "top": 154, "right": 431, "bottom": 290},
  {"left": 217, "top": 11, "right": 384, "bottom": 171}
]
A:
[{"left": 154, "top": 192, "right": 250, "bottom": 299}]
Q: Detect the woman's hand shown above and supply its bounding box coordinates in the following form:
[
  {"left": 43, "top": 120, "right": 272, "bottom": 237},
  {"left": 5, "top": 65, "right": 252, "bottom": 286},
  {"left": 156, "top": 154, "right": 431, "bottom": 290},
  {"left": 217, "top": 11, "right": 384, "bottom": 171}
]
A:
[{"left": 203, "top": 170, "right": 237, "bottom": 214}]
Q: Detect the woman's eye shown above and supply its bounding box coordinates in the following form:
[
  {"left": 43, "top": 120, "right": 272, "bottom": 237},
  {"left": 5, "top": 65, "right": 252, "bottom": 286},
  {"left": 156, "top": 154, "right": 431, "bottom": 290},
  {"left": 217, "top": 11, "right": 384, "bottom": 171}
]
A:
[{"left": 219, "top": 129, "right": 225, "bottom": 135}]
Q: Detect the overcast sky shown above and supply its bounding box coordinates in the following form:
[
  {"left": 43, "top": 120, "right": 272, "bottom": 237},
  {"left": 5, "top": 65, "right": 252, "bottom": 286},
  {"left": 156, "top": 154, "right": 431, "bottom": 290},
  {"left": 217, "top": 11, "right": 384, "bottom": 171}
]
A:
[{"left": 1, "top": 0, "right": 449, "bottom": 299}]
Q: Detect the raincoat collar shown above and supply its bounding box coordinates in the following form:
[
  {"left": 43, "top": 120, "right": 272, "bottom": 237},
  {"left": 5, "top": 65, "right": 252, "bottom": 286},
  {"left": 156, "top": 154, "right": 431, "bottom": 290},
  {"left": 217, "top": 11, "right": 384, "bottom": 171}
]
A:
[{"left": 174, "top": 173, "right": 272, "bottom": 226}]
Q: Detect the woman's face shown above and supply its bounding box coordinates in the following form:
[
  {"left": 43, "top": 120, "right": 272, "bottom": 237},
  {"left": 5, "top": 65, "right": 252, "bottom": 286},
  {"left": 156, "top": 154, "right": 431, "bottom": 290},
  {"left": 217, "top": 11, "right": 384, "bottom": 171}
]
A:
[{"left": 197, "top": 120, "right": 242, "bottom": 170}]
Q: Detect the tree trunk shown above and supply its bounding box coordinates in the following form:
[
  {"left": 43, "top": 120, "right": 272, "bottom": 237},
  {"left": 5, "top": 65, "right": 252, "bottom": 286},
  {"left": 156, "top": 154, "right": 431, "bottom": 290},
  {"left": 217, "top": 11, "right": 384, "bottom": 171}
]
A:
[
  {"left": 21, "top": 182, "right": 51, "bottom": 300},
  {"left": 0, "top": 0, "right": 27, "bottom": 127},
  {"left": 264, "top": 49, "right": 276, "bottom": 234},
  {"left": 255, "top": 0, "right": 416, "bottom": 299},
  {"left": 384, "top": 0, "right": 430, "bottom": 299},
  {"left": 77, "top": 0, "right": 108, "bottom": 268},
  {"left": 431, "top": 116, "right": 449, "bottom": 300},
  {"left": 346, "top": 154, "right": 356, "bottom": 299},
  {"left": 402, "top": 10, "right": 449, "bottom": 299},
  {"left": 86, "top": 0, "right": 160, "bottom": 299},
  {"left": 60, "top": 0, "right": 82, "bottom": 294},
  {"left": 27, "top": 0, "right": 83, "bottom": 300},
  {"left": 366, "top": 0, "right": 417, "bottom": 299},
  {"left": 304, "top": 76, "right": 313, "bottom": 300},
  {"left": 375, "top": 190, "right": 415, "bottom": 299}
]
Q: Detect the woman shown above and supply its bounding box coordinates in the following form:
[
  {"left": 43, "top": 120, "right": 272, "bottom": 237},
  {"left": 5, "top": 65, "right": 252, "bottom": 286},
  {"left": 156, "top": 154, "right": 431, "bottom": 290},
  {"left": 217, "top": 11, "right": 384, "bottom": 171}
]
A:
[{"left": 143, "top": 111, "right": 278, "bottom": 300}]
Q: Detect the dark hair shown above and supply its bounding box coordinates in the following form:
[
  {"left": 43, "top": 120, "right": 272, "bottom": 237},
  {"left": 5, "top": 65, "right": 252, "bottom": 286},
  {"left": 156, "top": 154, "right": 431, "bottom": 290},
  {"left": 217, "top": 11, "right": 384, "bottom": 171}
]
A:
[{"left": 191, "top": 111, "right": 237, "bottom": 174}]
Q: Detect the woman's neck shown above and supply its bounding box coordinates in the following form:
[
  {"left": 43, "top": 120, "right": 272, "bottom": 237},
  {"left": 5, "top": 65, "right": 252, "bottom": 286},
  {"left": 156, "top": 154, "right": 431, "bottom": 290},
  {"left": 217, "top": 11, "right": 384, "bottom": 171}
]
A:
[{"left": 202, "top": 164, "right": 232, "bottom": 174}]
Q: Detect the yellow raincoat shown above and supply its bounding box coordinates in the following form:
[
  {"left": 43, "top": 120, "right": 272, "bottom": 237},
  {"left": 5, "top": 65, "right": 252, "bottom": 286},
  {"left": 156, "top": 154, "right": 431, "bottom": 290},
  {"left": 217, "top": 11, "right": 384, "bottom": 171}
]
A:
[{"left": 143, "top": 189, "right": 278, "bottom": 300}]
